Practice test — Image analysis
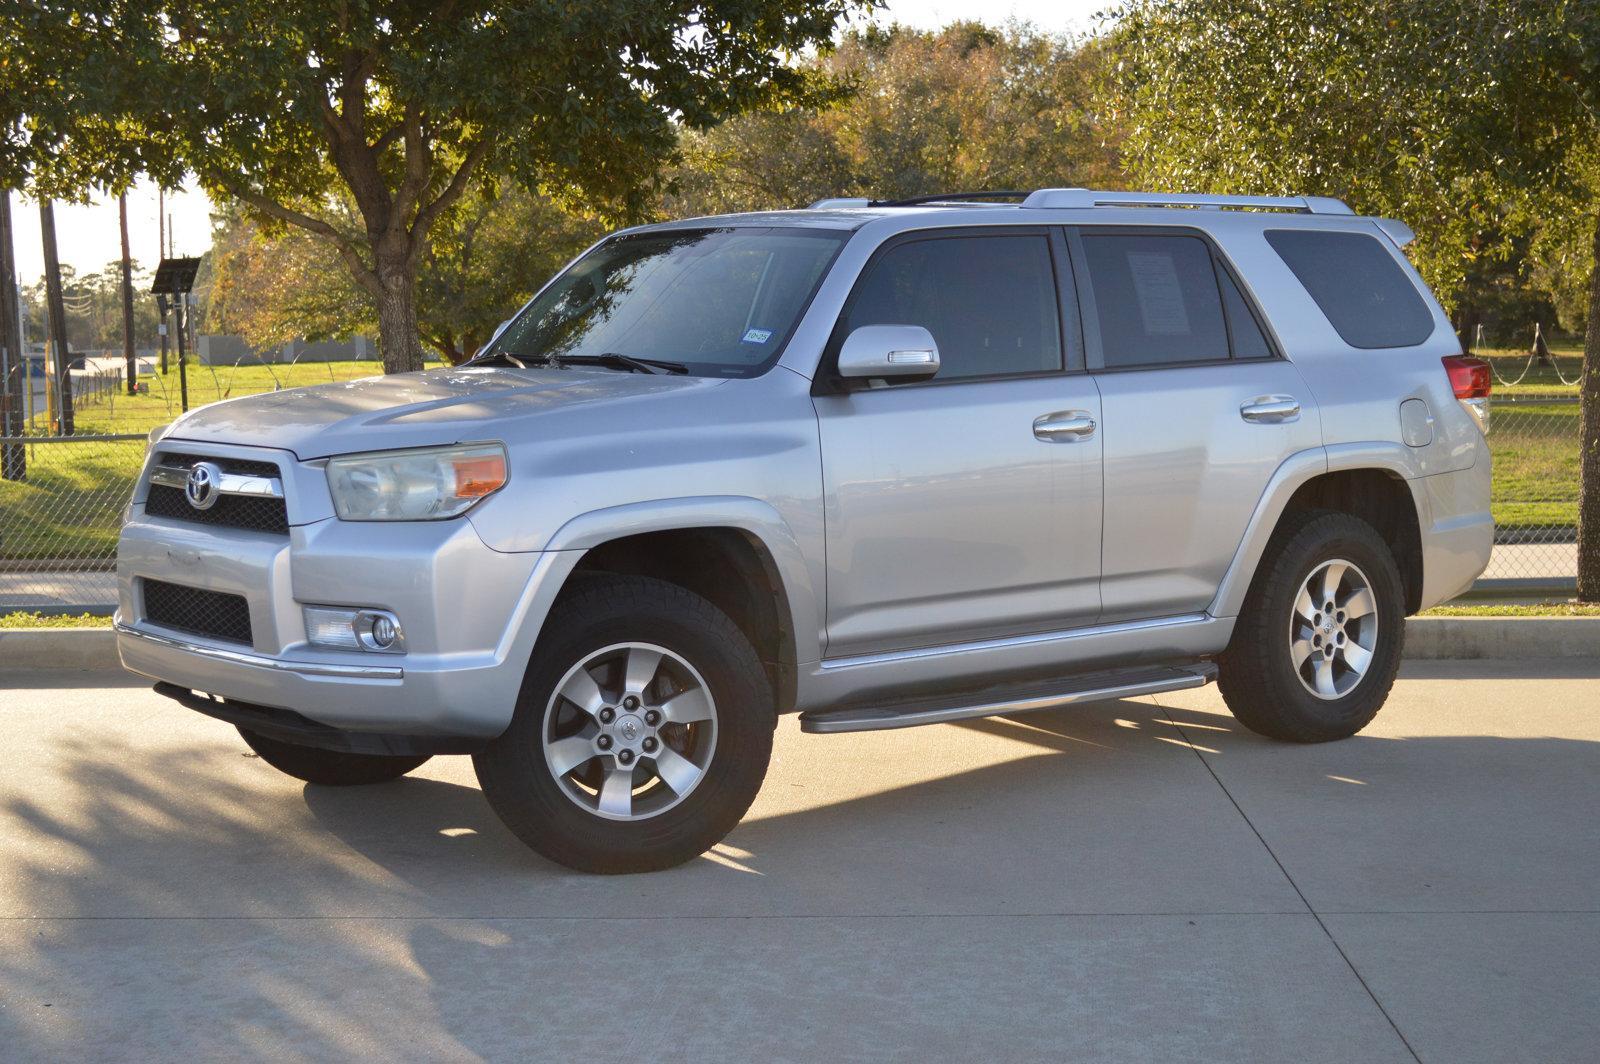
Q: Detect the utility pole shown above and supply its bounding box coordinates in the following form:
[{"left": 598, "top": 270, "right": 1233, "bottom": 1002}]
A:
[
  {"left": 157, "top": 187, "right": 167, "bottom": 374},
  {"left": 175, "top": 289, "right": 189, "bottom": 412},
  {"left": 38, "top": 199, "right": 73, "bottom": 436},
  {"left": 119, "top": 192, "right": 138, "bottom": 395},
  {"left": 0, "top": 190, "right": 24, "bottom": 478}
]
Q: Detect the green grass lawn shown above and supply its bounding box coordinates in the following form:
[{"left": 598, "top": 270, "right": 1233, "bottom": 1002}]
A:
[
  {"left": 1420, "top": 602, "right": 1600, "bottom": 617},
  {"left": 1489, "top": 400, "right": 1580, "bottom": 530}
]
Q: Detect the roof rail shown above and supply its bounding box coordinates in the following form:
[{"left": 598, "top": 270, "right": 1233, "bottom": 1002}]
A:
[
  {"left": 1020, "top": 188, "right": 1354, "bottom": 215},
  {"left": 807, "top": 191, "right": 1031, "bottom": 209},
  {"left": 872, "top": 191, "right": 1030, "bottom": 207}
]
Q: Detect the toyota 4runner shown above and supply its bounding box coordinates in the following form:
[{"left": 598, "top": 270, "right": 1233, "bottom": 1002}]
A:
[{"left": 116, "top": 188, "right": 1493, "bottom": 873}]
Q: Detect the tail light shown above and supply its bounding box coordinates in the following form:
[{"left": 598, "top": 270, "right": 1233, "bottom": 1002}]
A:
[{"left": 1442, "top": 354, "right": 1491, "bottom": 433}]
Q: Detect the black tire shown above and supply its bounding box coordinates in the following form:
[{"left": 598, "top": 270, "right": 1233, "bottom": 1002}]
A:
[
  {"left": 237, "top": 727, "right": 431, "bottom": 786},
  {"left": 1218, "top": 510, "right": 1406, "bottom": 742},
  {"left": 474, "top": 574, "right": 774, "bottom": 874}
]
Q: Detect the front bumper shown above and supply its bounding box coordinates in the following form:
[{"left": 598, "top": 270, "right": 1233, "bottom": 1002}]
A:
[{"left": 116, "top": 498, "right": 557, "bottom": 739}]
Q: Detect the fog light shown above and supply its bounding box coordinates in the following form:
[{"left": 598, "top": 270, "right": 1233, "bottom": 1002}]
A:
[
  {"left": 303, "top": 606, "right": 405, "bottom": 653},
  {"left": 367, "top": 613, "right": 399, "bottom": 650}
]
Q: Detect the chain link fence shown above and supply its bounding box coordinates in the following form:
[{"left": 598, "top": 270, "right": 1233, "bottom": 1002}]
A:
[
  {"left": 0, "top": 434, "right": 144, "bottom": 611},
  {"left": 1478, "top": 348, "right": 1583, "bottom": 585},
  {"left": 0, "top": 358, "right": 1586, "bottom": 613}
]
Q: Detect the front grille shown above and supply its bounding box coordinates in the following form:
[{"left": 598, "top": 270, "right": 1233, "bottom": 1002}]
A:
[
  {"left": 142, "top": 579, "right": 254, "bottom": 645},
  {"left": 145, "top": 451, "right": 289, "bottom": 534},
  {"left": 158, "top": 451, "right": 282, "bottom": 479}
]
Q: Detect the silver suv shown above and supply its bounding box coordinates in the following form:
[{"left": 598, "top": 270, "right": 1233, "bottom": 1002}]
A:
[{"left": 116, "top": 189, "right": 1493, "bottom": 873}]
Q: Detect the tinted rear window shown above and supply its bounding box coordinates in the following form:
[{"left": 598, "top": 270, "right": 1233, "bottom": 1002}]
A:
[
  {"left": 1265, "top": 229, "right": 1434, "bottom": 349},
  {"left": 1081, "top": 233, "right": 1232, "bottom": 368}
]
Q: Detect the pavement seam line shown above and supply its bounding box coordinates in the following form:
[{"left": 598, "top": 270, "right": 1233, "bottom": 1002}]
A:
[{"left": 1155, "top": 699, "right": 1424, "bottom": 1064}]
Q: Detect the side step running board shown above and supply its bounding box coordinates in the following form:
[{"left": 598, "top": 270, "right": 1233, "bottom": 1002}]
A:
[{"left": 799, "top": 663, "right": 1217, "bottom": 734}]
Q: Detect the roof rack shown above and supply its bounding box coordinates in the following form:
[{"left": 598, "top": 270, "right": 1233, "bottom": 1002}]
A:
[
  {"left": 807, "top": 191, "right": 1029, "bottom": 209},
  {"left": 872, "top": 191, "right": 1030, "bottom": 207},
  {"left": 1019, "top": 188, "right": 1354, "bottom": 215},
  {"left": 805, "top": 188, "right": 1356, "bottom": 216}
]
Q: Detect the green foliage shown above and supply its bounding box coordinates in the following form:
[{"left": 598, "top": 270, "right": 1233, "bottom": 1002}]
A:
[
  {"left": 1106, "top": 0, "right": 1600, "bottom": 310},
  {"left": 416, "top": 184, "right": 605, "bottom": 362},
  {"left": 19, "top": 261, "right": 162, "bottom": 352},
  {"left": 0, "top": 612, "right": 114, "bottom": 628},
  {"left": 1420, "top": 602, "right": 1600, "bottom": 617},
  {"left": 667, "top": 22, "right": 1121, "bottom": 215},
  {"left": 0, "top": 0, "right": 868, "bottom": 370}
]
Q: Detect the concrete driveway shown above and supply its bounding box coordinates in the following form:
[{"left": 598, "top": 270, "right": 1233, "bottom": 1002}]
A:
[{"left": 1, "top": 660, "right": 1596, "bottom": 1062}]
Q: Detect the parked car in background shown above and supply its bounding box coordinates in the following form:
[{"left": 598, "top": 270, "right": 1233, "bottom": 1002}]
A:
[{"left": 116, "top": 188, "right": 1492, "bottom": 872}]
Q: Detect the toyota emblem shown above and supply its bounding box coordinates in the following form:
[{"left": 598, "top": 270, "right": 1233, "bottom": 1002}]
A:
[{"left": 185, "top": 461, "right": 223, "bottom": 511}]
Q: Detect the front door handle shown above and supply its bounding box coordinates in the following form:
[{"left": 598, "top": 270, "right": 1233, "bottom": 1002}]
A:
[
  {"left": 1240, "top": 395, "right": 1301, "bottom": 424},
  {"left": 1034, "top": 410, "right": 1097, "bottom": 441}
]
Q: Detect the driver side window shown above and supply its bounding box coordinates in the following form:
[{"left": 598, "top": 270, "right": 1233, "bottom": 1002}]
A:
[{"left": 843, "top": 234, "right": 1064, "bottom": 380}]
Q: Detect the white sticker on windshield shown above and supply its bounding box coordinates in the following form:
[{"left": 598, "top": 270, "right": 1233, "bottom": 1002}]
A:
[
  {"left": 742, "top": 328, "right": 773, "bottom": 344},
  {"left": 1126, "top": 251, "right": 1191, "bottom": 336}
]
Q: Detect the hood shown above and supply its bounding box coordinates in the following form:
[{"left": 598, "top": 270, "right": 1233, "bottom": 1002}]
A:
[{"left": 159, "top": 366, "right": 729, "bottom": 459}]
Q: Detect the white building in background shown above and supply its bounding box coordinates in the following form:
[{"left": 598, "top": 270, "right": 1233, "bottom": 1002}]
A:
[{"left": 197, "top": 334, "right": 377, "bottom": 366}]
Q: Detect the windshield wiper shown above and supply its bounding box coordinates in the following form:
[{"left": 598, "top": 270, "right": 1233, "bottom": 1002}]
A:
[
  {"left": 462, "top": 349, "right": 526, "bottom": 369},
  {"left": 554, "top": 353, "right": 689, "bottom": 375}
]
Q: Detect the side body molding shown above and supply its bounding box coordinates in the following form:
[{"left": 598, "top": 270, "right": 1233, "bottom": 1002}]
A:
[{"left": 1208, "top": 442, "right": 1429, "bottom": 619}]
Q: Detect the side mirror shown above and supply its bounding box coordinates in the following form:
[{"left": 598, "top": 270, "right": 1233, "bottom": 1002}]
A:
[{"left": 837, "top": 324, "right": 940, "bottom": 382}]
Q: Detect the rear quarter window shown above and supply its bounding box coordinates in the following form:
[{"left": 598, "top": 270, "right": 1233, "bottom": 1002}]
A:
[{"left": 1265, "top": 229, "right": 1434, "bottom": 349}]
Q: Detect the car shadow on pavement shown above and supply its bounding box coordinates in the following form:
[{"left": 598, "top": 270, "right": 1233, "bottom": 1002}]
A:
[{"left": 4, "top": 685, "right": 1600, "bottom": 1060}]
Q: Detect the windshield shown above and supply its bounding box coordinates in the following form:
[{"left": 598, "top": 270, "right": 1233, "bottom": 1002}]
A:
[{"left": 488, "top": 227, "right": 848, "bottom": 377}]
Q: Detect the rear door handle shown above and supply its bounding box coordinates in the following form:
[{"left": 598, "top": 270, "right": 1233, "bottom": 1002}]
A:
[
  {"left": 1033, "top": 410, "right": 1097, "bottom": 441},
  {"left": 1240, "top": 395, "right": 1301, "bottom": 424}
]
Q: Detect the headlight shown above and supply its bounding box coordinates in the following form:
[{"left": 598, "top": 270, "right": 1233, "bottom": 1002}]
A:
[{"left": 325, "top": 443, "right": 507, "bottom": 521}]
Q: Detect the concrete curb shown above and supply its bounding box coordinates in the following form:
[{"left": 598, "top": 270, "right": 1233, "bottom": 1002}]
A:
[
  {"left": 0, "top": 627, "right": 119, "bottom": 670},
  {"left": 2, "top": 618, "right": 1596, "bottom": 673},
  {"left": 1401, "top": 616, "right": 1600, "bottom": 660}
]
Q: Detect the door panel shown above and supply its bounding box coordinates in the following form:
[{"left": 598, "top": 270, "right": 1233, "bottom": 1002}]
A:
[
  {"left": 1072, "top": 225, "right": 1320, "bottom": 621},
  {"left": 815, "top": 377, "right": 1102, "bottom": 656},
  {"left": 1094, "top": 362, "right": 1317, "bottom": 620},
  {"left": 813, "top": 227, "right": 1102, "bottom": 658}
]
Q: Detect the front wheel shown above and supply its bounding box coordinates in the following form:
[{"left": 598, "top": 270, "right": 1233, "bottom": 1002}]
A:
[
  {"left": 1219, "top": 511, "right": 1406, "bottom": 742},
  {"left": 473, "top": 575, "right": 774, "bottom": 874},
  {"left": 237, "top": 727, "right": 431, "bottom": 785}
]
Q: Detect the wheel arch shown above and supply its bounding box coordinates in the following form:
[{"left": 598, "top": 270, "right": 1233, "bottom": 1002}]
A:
[
  {"left": 1211, "top": 445, "right": 1426, "bottom": 619},
  {"left": 535, "top": 498, "right": 819, "bottom": 713}
]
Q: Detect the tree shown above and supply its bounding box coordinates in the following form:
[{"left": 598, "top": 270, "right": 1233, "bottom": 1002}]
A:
[
  {"left": 1108, "top": 0, "right": 1600, "bottom": 599},
  {"left": 0, "top": 0, "right": 865, "bottom": 374},
  {"left": 668, "top": 22, "right": 1121, "bottom": 215},
  {"left": 207, "top": 185, "right": 603, "bottom": 363}
]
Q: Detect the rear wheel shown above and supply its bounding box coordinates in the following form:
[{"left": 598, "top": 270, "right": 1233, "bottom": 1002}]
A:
[
  {"left": 474, "top": 575, "right": 774, "bottom": 874},
  {"left": 1219, "top": 510, "right": 1406, "bottom": 742},
  {"left": 237, "top": 727, "right": 430, "bottom": 785}
]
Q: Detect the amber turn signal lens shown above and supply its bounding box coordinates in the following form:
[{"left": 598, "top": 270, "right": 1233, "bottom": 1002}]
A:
[{"left": 452, "top": 453, "right": 507, "bottom": 498}]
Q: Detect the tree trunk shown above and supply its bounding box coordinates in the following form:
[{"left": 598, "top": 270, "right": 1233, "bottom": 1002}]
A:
[
  {"left": 119, "top": 193, "right": 137, "bottom": 395},
  {"left": 374, "top": 245, "right": 425, "bottom": 374},
  {"left": 1577, "top": 211, "right": 1600, "bottom": 601}
]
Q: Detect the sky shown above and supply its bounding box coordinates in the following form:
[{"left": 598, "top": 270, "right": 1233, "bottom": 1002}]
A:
[{"left": 5, "top": 0, "right": 1109, "bottom": 286}]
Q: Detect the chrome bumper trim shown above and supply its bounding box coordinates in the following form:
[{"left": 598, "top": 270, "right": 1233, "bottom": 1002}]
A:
[{"left": 115, "top": 621, "right": 404, "bottom": 680}]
